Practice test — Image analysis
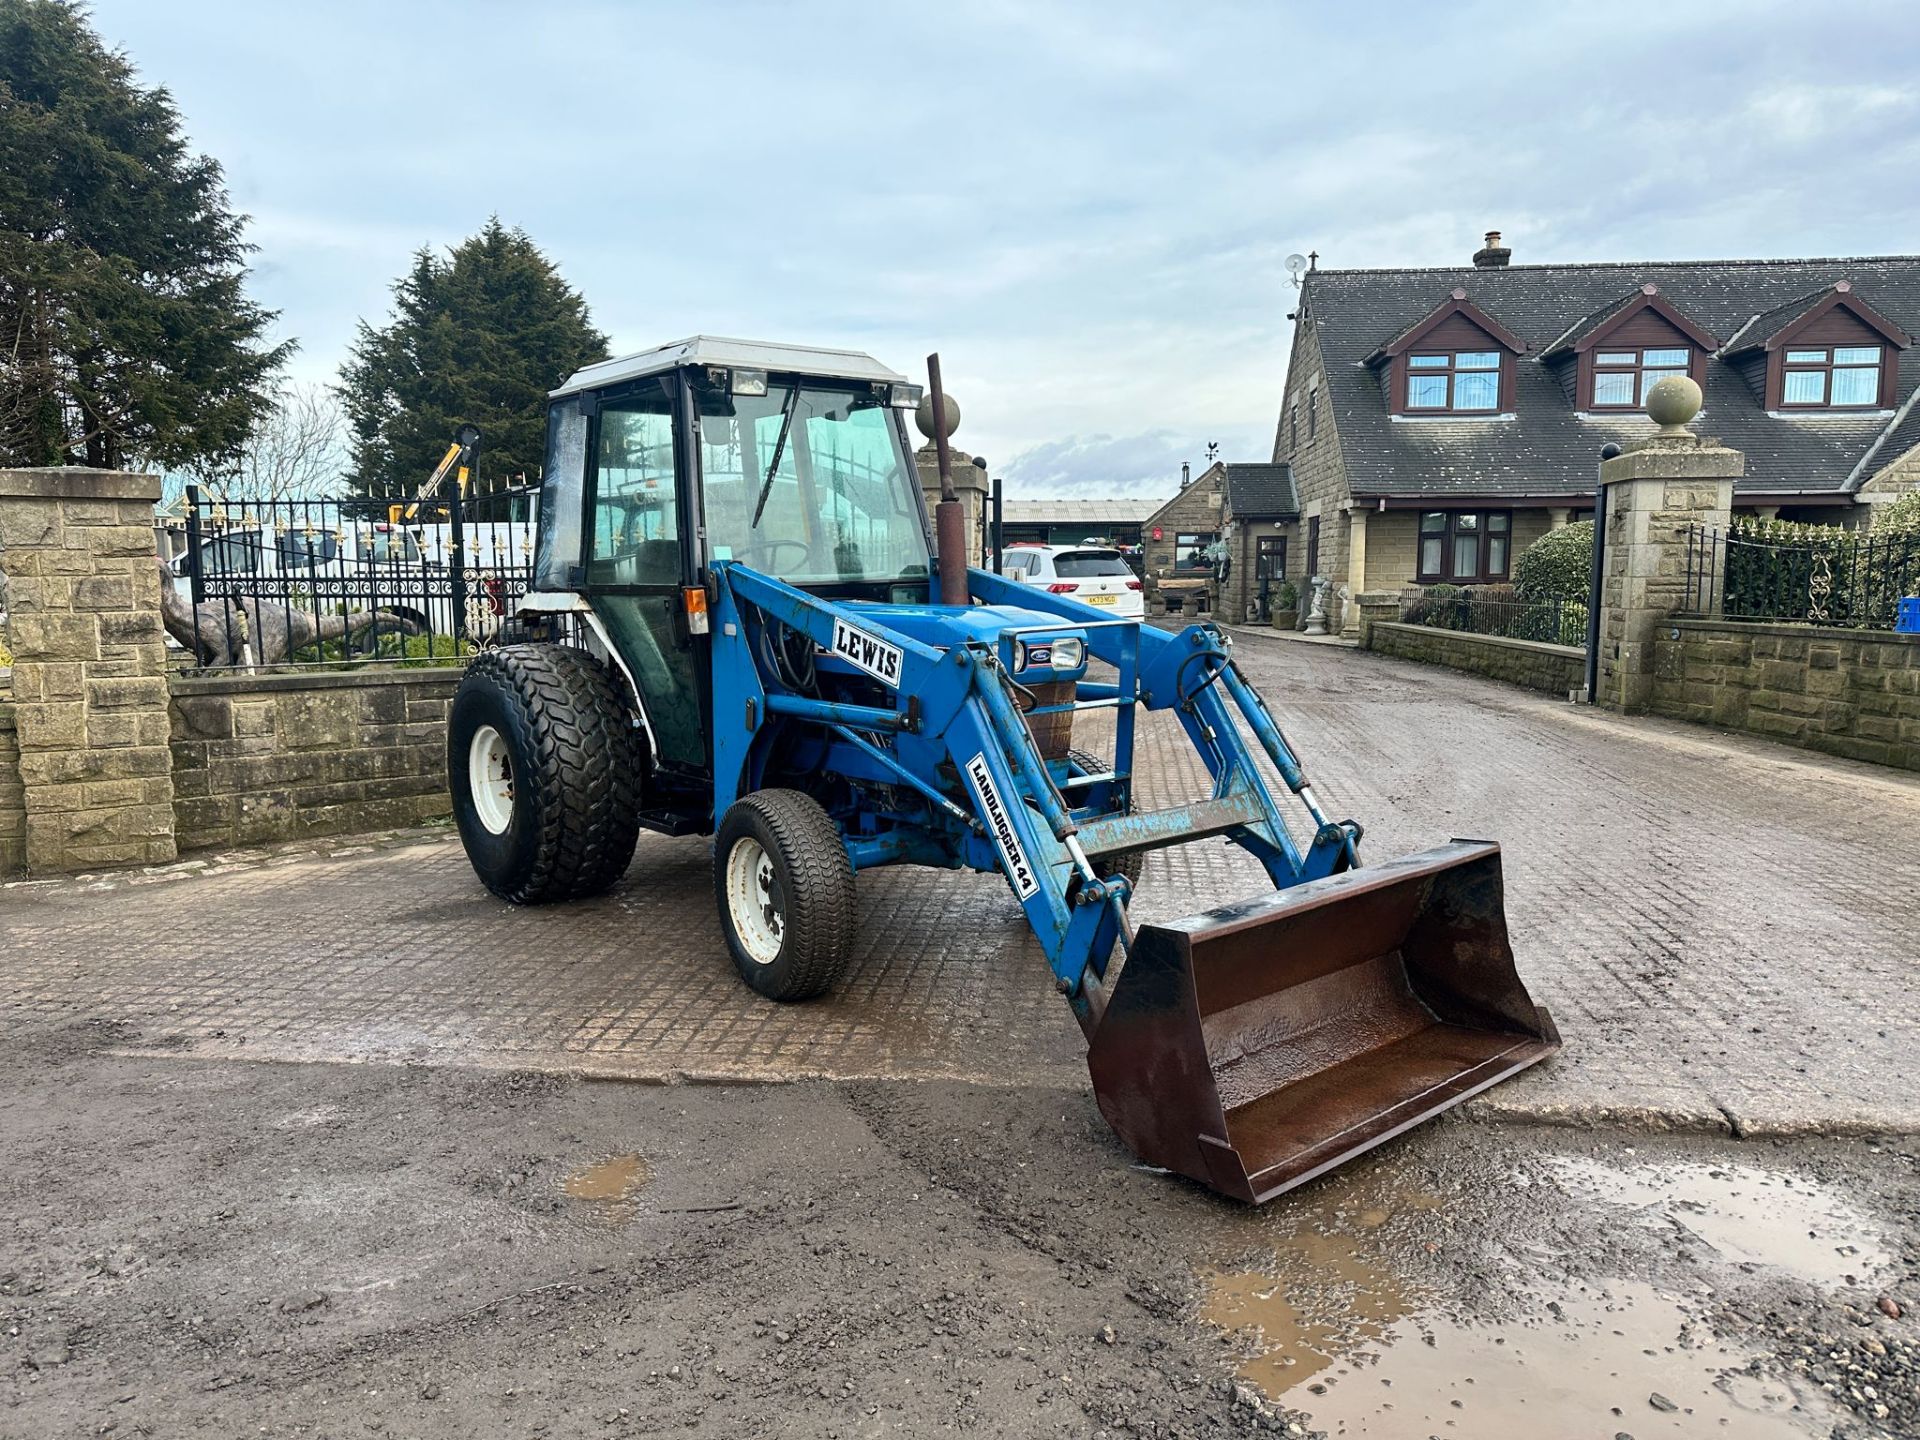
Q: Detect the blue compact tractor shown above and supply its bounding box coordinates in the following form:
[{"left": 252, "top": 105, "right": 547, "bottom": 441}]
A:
[{"left": 447, "top": 337, "right": 1559, "bottom": 1203}]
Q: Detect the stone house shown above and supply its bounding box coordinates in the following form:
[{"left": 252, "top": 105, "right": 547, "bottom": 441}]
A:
[
  {"left": 1273, "top": 235, "right": 1920, "bottom": 632},
  {"left": 1139, "top": 465, "right": 1226, "bottom": 593},
  {"left": 1138, "top": 462, "right": 1300, "bottom": 618},
  {"left": 1215, "top": 464, "right": 1300, "bottom": 621}
]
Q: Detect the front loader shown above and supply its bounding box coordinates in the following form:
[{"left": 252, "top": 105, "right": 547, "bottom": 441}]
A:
[{"left": 447, "top": 336, "right": 1559, "bottom": 1203}]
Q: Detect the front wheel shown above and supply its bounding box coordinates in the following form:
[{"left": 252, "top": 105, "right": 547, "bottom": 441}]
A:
[{"left": 713, "top": 790, "right": 856, "bottom": 1001}]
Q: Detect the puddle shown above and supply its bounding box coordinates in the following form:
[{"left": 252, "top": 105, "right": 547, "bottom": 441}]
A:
[
  {"left": 1203, "top": 1261, "right": 1839, "bottom": 1438},
  {"left": 562, "top": 1153, "right": 650, "bottom": 1220},
  {"left": 1203, "top": 1234, "right": 1413, "bottom": 1395},
  {"left": 1547, "top": 1155, "right": 1889, "bottom": 1286}
]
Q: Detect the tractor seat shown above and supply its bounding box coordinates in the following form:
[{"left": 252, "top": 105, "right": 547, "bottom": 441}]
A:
[{"left": 611, "top": 539, "right": 681, "bottom": 586}]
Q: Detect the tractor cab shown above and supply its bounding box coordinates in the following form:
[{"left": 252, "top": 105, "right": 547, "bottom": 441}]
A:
[
  {"left": 530, "top": 338, "right": 941, "bottom": 781},
  {"left": 528, "top": 337, "right": 1091, "bottom": 802},
  {"left": 534, "top": 336, "right": 935, "bottom": 601}
]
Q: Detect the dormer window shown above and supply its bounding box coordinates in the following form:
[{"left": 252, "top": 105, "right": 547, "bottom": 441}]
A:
[
  {"left": 1591, "top": 347, "right": 1691, "bottom": 409},
  {"left": 1406, "top": 351, "right": 1501, "bottom": 411},
  {"left": 1781, "top": 345, "right": 1883, "bottom": 408},
  {"left": 1368, "top": 289, "right": 1526, "bottom": 419},
  {"left": 1540, "top": 283, "right": 1716, "bottom": 415},
  {"left": 1723, "top": 281, "right": 1908, "bottom": 412}
]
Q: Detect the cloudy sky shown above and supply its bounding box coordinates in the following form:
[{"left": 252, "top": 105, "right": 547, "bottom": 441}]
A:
[{"left": 87, "top": 0, "right": 1920, "bottom": 498}]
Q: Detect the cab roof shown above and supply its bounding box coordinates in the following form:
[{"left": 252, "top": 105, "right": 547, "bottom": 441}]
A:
[{"left": 551, "top": 335, "right": 908, "bottom": 399}]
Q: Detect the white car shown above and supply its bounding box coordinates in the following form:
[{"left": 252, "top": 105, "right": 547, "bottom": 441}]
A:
[{"left": 998, "top": 544, "right": 1144, "bottom": 618}]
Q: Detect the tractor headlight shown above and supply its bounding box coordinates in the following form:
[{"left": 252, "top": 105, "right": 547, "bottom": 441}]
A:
[
  {"left": 889, "top": 382, "right": 924, "bottom": 409},
  {"left": 1013, "top": 636, "right": 1085, "bottom": 672},
  {"left": 731, "top": 368, "right": 769, "bottom": 397}
]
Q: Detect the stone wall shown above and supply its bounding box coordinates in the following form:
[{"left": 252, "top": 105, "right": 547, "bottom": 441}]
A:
[
  {"left": 0, "top": 469, "right": 176, "bottom": 872},
  {"left": 1651, "top": 620, "right": 1920, "bottom": 771},
  {"left": 0, "top": 704, "right": 24, "bottom": 876},
  {"left": 1276, "top": 324, "right": 1355, "bottom": 635},
  {"left": 169, "top": 669, "right": 459, "bottom": 850},
  {"left": 1361, "top": 510, "right": 1418, "bottom": 589},
  {"left": 1368, "top": 621, "right": 1586, "bottom": 697}
]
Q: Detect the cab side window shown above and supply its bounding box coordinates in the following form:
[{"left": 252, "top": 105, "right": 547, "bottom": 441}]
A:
[{"left": 589, "top": 382, "right": 678, "bottom": 587}]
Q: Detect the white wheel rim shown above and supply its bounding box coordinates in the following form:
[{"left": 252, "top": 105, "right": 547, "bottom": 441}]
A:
[
  {"left": 725, "top": 836, "right": 784, "bottom": 966},
  {"left": 468, "top": 724, "right": 515, "bottom": 835}
]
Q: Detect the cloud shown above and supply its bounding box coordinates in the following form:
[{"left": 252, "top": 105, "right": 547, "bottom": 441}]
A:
[
  {"left": 77, "top": 0, "right": 1920, "bottom": 496},
  {"left": 1002, "top": 426, "right": 1265, "bottom": 499}
]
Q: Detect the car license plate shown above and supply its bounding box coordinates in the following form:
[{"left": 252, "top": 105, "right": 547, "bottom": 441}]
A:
[{"left": 1087, "top": 593, "right": 1117, "bottom": 606}]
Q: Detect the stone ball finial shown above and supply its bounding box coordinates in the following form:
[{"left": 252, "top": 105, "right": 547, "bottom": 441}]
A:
[
  {"left": 915, "top": 392, "right": 961, "bottom": 441},
  {"left": 1645, "top": 375, "right": 1702, "bottom": 433}
]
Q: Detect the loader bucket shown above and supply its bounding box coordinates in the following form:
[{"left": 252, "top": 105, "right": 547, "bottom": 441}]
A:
[{"left": 1086, "top": 840, "right": 1558, "bottom": 1204}]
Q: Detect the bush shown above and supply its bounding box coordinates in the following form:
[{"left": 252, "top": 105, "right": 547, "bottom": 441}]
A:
[
  {"left": 392, "top": 634, "right": 475, "bottom": 667},
  {"left": 1402, "top": 583, "right": 1468, "bottom": 630},
  {"left": 1401, "top": 582, "right": 1588, "bottom": 645},
  {"left": 1876, "top": 490, "right": 1920, "bottom": 537},
  {"left": 1723, "top": 516, "right": 1920, "bottom": 627},
  {"left": 287, "top": 631, "right": 474, "bottom": 667},
  {"left": 1513, "top": 520, "right": 1593, "bottom": 603}
]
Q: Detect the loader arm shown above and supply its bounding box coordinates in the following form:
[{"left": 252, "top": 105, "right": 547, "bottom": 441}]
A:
[{"left": 708, "top": 562, "right": 1353, "bottom": 1019}]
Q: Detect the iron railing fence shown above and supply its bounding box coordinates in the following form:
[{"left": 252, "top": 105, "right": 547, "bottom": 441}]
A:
[
  {"left": 1398, "top": 585, "right": 1590, "bottom": 649},
  {"left": 1682, "top": 522, "right": 1920, "bottom": 630},
  {"left": 162, "top": 484, "right": 541, "bottom": 670}
]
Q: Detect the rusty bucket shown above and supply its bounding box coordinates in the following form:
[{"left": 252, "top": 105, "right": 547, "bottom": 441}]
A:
[{"left": 1086, "top": 840, "right": 1559, "bottom": 1204}]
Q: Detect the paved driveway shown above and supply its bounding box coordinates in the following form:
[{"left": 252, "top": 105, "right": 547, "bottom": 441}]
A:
[{"left": 4, "top": 633, "right": 1916, "bottom": 1135}]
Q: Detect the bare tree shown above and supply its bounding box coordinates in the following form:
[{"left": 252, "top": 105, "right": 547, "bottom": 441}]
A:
[{"left": 199, "top": 383, "right": 344, "bottom": 504}]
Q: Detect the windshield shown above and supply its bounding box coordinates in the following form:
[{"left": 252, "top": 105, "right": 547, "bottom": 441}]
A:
[{"left": 698, "top": 382, "right": 929, "bottom": 586}]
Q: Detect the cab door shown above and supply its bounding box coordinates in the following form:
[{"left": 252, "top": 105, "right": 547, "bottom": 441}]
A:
[{"left": 582, "top": 378, "right": 708, "bottom": 773}]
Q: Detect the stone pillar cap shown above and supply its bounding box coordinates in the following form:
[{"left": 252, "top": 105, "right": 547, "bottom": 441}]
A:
[{"left": 1645, "top": 375, "right": 1702, "bottom": 435}]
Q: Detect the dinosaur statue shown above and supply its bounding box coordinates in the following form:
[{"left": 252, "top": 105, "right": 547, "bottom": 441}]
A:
[{"left": 155, "top": 553, "right": 424, "bottom": 667}]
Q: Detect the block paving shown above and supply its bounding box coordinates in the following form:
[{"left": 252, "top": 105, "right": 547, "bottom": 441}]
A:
[{"left": 3, "top": 632, "right": 1917, "bottom": 1136}]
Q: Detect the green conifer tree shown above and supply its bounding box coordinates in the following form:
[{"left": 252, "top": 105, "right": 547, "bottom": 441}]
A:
[
  {"left": 339, "top": 220, "right": 609, "bottom": 495},
  {"left": 0, "top": 0, "right": 288, "bottom": 471}
]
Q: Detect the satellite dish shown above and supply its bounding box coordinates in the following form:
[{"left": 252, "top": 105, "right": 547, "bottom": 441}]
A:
[{"left": 1284, "top": 253, "right": 1308, "bottom": 279}]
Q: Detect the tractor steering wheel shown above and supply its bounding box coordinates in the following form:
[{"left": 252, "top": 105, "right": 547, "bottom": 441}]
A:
[{"left": 733, "top": 539, "right": 813, "bottom": 573}]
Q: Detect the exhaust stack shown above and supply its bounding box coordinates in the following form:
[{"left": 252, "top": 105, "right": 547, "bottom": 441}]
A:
[{"left": 925, "top": 353, "right": 970, "bottom": 606}]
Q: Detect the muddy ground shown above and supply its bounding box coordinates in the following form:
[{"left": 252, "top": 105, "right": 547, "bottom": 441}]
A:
[{"left": 2, "top": 1022, "right": 1914, "bottom": 1440}]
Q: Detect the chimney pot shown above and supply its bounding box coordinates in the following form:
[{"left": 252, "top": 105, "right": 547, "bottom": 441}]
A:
[{"left": 1485, "top": 230, "right": 1501, "bottom": 247}]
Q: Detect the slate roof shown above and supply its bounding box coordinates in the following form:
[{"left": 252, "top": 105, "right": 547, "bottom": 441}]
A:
[
  {"left": 1222, "top": 463, "right": 1298, "bottom": 517},
  {"left": 1000, "top": 498, "right": 1158, "bottom": 525},
  {"left": 1720, "top": 284, "right": 1846, "bottom": 355},
  {"left": 1298, "top": 256, "right": 1920, "bottom": 499}
]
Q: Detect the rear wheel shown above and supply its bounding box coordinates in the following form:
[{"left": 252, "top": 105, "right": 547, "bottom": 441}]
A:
[
  {"left": 714, "top": 790, "right": 856, "bottom": 1001},
  {"left": 448, "top": 644, "right": 642, "bottom": 904}
]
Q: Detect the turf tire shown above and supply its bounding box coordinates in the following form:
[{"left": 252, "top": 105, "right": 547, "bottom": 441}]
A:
[
  {"left": 448, "top": 643, "right": 642, "bottom": 905},
  {"left": 714, "top": 790, "right": 856, "bottom": 1001}
]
